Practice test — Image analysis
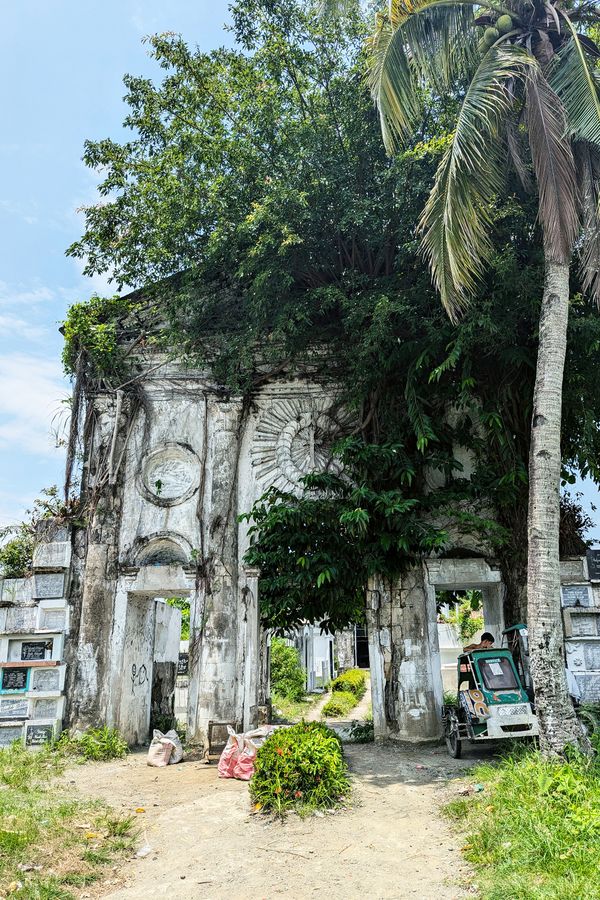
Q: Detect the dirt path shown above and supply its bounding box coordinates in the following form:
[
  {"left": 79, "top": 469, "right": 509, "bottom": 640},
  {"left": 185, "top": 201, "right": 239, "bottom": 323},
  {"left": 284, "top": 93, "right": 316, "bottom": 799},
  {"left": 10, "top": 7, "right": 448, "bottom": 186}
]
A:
[{"left": 65, "top": 741, "right": 479, "bottom": 900}]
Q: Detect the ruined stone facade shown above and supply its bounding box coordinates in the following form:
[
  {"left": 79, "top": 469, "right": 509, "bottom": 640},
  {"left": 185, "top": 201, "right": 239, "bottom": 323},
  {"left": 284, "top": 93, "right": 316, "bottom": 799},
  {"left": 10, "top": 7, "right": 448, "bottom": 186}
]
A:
[
  {"left": 63, "top": 359, "right": 350, "bottom": 745},
  {"left": 1, "top": 353, "right": 599, "bottom": 747}
]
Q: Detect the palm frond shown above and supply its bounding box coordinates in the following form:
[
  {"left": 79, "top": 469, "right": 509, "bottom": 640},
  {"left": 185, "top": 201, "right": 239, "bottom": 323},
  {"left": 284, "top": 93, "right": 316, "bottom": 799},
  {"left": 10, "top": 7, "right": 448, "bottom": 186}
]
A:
[
  {"left": 368, "top": 0, "right": 478, "bottom": 153},
  {"left": 506, "top": 116, "right": 532, "bottom": 191},
  {"left": 399, "top": 3, "right": 479, "bottom": 98},
  {"left": 368, "top": 12, "right": 422, "bottom": 153},
  {"left": 317, "top": 0, "right": 358, "bottom": 17},
  {"left": 525, "top": 68, "right": 580, "bottom": 263},
  {"left": 420, "top": 46, "right": 534, "bottom": 320},
  {"left": 576, "top": 143, "right": 600, "bottom": 306},
  {"left": 549, "top": 29, "right": 600, "bottom": 147}
]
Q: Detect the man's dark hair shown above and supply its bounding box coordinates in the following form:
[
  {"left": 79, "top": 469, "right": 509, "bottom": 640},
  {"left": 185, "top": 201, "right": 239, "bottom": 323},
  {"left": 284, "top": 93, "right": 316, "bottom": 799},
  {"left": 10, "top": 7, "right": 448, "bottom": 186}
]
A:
[{"left": 481, "top": 632, "right": 495, "bottom": 643}]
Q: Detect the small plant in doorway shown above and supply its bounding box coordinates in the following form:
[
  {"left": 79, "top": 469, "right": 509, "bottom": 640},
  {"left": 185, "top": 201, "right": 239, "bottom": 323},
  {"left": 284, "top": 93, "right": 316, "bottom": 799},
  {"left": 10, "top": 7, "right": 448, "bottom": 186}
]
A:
[
  {"left": 56, "top": 726, "right": 128, "bottom": 761},
  {"left": 347, "top": 718, "right": 374, "bottom": 743},
  {"left": 270, "top": 637, "right": 306, "bottom": 701},
  {"left": 250, "top": 721, "right": 349, "bottom": 817}
]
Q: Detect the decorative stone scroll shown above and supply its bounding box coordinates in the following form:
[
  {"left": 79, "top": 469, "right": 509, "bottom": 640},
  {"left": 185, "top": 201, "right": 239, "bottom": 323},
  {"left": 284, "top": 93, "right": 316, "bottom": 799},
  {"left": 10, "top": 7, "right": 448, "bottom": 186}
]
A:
[
  {"left": 251, "top": 396, "right": 352, "bottom": 491},
  {"left": 140, "top": 443, "right": 200, "bottom": 506}
]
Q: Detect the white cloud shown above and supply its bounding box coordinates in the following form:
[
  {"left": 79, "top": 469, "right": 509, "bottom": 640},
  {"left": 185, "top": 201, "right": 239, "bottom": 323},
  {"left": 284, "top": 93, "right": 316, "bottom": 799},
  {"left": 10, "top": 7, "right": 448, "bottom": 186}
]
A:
[
  {"left": 0, "top": 354, "right": 69, "bottom": 457},
  {"left": 0, "top": 279, "right": 55, "bottom": 309},
  {"left": 0, "top": 199, "right": 41, "bottom": 227},
  {"left": 0, "top": 314, "right": 47, "bottom": 342}
]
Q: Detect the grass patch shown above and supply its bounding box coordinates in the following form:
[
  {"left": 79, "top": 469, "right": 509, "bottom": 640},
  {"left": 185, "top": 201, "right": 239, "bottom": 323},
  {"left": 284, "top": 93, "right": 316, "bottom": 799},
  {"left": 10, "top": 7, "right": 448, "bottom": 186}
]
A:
[
  {"left": 322, "top": 690, "right": 357, "bottom": 718},
  {"left": 446, "top": 747, "right": 600, "bottom": 899},
  {"left": 55, "top": 726, "right": 128, "bottom": 761},
  {"left": 271, "top": 691, "right": 321, "bottom": 723},
  {"left": 0, "top": 742, "right": 136, "bottom": 898}
]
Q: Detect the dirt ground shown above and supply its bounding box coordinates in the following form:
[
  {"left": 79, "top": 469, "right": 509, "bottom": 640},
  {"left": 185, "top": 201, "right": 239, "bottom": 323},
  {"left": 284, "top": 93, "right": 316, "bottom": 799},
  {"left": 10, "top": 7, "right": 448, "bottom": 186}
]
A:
[{"left": 64, "top": 740, "right": 487, "bottom": 900}]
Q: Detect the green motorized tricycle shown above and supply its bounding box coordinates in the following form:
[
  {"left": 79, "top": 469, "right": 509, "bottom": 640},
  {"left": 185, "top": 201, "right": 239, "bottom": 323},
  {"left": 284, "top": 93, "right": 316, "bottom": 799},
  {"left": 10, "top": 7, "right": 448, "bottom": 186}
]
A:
[{"left": 442, "top": 647, "right": 539, "bottom": 758}]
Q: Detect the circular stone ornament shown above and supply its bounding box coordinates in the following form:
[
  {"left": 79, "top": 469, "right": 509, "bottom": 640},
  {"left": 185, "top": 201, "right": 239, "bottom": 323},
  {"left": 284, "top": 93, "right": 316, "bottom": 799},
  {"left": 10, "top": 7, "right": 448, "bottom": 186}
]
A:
[
  {"left": 140, "top": 443, "right": 200, "bottom": 506},
  {"left": 251, "top": 397, "right": 352, "bottom": 491}
]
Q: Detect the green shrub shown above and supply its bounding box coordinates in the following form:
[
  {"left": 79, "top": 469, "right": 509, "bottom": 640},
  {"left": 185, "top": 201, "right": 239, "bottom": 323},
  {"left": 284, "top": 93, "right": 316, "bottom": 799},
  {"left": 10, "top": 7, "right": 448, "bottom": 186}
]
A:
[
  {"left": 270, "top": 637, "right": 306, "bottom": 701},
  {"left": 322, "top": 690, "right": 357, "bottom": 717},
  {"left": 348, "top": 719, "right": 374, "bottom": 743},
  {"left": 56, "top": 726, "right": 128, "bottom": 761},
  {"left": 331, "top": 668, "right": 366, "bottom": 699},
  {"left": 0, "top": 534, "right": 34, "bottom": 579},
  {"left": 250, "top": 721, "right": 349, "bottom": 815}
]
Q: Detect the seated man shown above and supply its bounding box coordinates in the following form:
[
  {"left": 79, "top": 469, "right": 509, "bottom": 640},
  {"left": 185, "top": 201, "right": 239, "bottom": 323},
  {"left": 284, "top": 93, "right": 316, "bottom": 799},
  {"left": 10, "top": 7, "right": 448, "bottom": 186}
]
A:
[{"left": 464, "top": 631, "right": 495, "bottom": 652}]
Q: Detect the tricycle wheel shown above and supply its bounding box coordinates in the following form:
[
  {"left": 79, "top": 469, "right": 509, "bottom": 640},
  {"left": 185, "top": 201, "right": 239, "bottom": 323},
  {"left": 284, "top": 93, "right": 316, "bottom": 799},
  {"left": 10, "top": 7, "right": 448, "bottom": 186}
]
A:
[{"left": 445, "top": 717, "right": 462, "bottom": 759}]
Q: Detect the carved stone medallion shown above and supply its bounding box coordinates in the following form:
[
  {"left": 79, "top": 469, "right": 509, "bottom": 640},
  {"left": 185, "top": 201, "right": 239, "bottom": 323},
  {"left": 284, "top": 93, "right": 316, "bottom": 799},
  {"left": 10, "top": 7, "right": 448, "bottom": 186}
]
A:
[{"left": 140, "top": 444, "right": 200, "bottom": 506}]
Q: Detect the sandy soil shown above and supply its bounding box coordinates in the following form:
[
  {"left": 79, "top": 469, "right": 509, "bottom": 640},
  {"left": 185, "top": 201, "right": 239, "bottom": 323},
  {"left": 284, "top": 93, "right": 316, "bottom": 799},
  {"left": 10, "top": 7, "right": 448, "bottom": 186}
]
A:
[{"left": 64, "top": 740, "right": 485, "bottom": 900}]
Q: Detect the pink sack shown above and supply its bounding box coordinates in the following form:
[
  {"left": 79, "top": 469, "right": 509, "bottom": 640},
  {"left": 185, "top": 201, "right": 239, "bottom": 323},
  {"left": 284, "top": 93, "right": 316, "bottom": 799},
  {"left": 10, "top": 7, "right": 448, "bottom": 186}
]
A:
[
  {"left": 232, "top": 739, "right": 258, "bottom": 782},
  {"left": 217, "top": 727, "right": 242, "bottom": 778}
]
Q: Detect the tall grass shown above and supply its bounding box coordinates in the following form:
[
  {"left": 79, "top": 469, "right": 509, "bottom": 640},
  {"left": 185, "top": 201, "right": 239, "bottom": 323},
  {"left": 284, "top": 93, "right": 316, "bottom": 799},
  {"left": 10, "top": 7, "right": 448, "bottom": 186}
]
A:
[{"left": 447, "top": 747, "right": 600, "bottom": 899}]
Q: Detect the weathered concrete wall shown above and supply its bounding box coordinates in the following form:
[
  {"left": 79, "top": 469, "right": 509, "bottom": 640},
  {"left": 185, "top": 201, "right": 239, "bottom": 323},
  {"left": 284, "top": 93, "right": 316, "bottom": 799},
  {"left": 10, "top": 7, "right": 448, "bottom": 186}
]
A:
[
  {"left": 65, "top": 348, "right": 600, "bottom": 746},
  {"left": 69, "top": 364, "right": 348, "bottom": 745}
]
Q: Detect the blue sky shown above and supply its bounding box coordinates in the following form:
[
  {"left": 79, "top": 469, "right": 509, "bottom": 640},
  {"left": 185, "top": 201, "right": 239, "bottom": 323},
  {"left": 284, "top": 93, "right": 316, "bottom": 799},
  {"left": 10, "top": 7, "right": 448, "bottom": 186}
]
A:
[
  {"left": 0, "top": 0, "right": 232, "bottom": 529},
  {"left": 0, "top": 1, "right": 598, "bottom": 544}
]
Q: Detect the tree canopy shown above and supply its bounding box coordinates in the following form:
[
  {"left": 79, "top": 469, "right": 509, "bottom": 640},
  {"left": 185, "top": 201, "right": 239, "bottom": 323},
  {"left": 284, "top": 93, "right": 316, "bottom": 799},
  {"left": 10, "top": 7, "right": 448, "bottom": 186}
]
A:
[{"left": 64, "top": 0, "right": 600, "bottom": 628}]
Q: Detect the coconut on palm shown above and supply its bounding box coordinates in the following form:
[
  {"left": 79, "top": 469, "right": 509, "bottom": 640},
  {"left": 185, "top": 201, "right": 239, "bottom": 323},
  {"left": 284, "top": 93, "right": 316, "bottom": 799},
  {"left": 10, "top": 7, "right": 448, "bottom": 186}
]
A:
[
  {"left": 483, "top": 26, "right": 500, "bottom": 46},
  {"left": 496, "top": 14, "right": 513, "bottom": 33}
]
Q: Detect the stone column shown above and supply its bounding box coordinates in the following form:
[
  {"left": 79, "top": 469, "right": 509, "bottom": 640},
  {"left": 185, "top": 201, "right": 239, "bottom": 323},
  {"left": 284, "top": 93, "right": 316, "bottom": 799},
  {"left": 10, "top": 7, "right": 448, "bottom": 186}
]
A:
[
  {"left": 240, "top": 566, "right": 260, "bottom": 731},
  {"left": 188, "top": 399, "right": 244, "bottom": 742},
  {"left": 68, "top": 393, "right": 131, "bottom": 731},
  {"left": 482, "top": 583, "right": 505, "bottom": 647},
  {"left": 367, "top": 568, "right": 442, "bottom": 742}
]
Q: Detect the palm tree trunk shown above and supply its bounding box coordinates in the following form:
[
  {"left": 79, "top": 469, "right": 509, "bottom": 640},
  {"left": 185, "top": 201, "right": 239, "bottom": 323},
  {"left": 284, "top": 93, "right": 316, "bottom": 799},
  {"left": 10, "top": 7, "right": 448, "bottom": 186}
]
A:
[{"left": 527, "top": 256, "right": 586, "bottom": 754}]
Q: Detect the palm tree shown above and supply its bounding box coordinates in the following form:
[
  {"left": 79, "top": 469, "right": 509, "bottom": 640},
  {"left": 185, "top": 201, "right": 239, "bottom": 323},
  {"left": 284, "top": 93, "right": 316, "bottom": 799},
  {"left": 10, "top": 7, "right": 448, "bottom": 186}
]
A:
[{"left": 367, "top": 0, "right": 600, "bottom": 754}]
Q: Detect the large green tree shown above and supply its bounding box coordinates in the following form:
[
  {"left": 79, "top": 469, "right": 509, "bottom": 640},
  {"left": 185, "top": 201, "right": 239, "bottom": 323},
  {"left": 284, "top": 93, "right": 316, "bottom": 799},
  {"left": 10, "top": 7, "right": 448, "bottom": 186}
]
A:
[
  {"left": 366, "top": 0, "right": 600, "bottom": 753},
  {"left": 65, "top": 0, "right": 600, "bottom": 740}
]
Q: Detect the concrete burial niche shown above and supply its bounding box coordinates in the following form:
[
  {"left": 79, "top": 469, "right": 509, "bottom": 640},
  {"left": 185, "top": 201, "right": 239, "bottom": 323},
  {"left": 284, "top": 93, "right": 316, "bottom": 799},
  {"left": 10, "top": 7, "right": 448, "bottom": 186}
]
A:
[{"left": 0, "top": 530, "right": 71, "bottom": 748}]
